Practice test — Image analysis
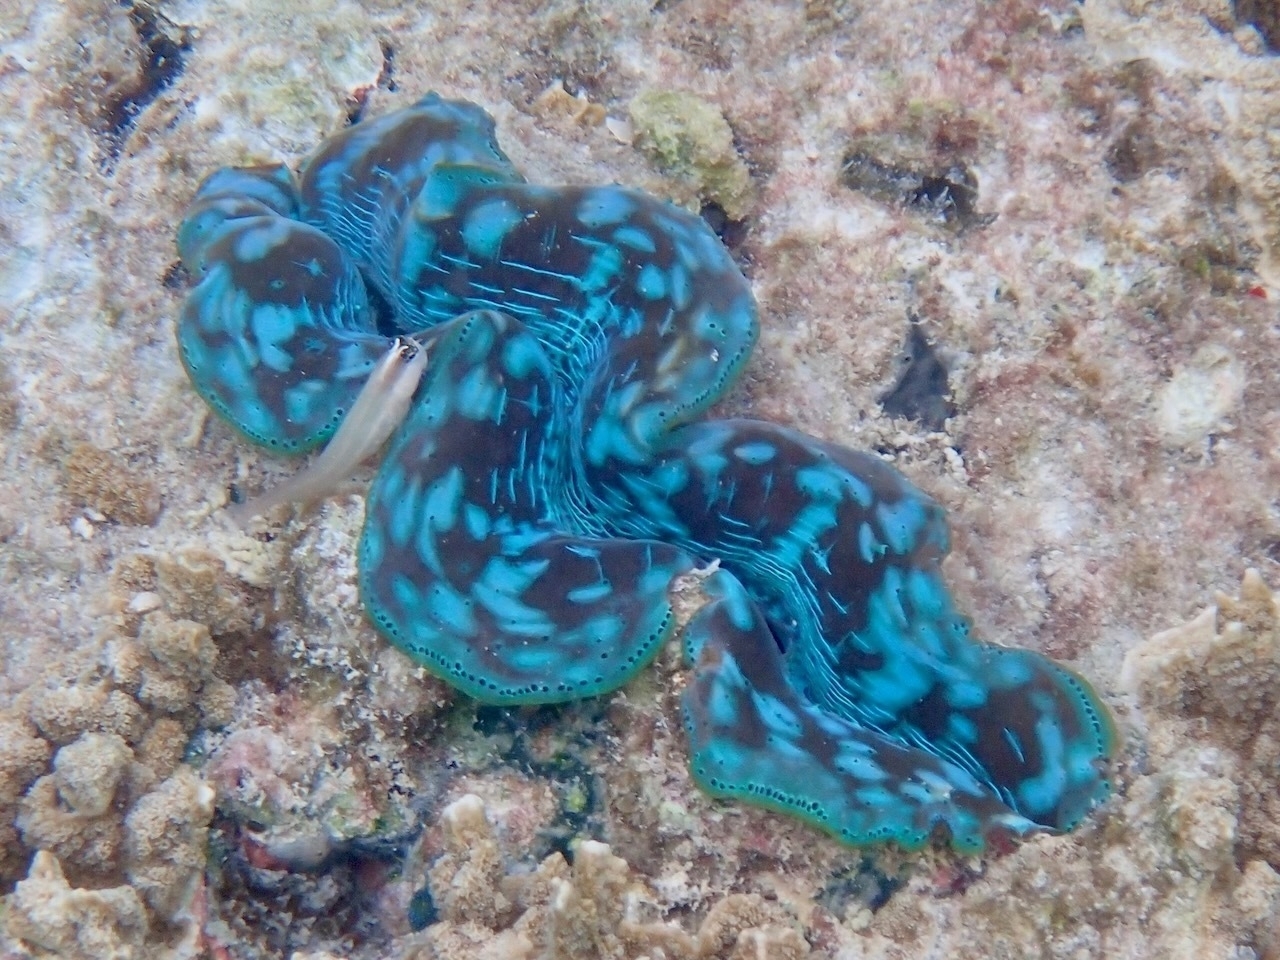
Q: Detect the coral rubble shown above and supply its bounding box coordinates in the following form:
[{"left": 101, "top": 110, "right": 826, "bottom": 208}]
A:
[
  {"left": 410, "top": 794, "right": 810, "bottom": 960},
  {"left": 5, "top": 852, "right": 149, "bottom": 960}
]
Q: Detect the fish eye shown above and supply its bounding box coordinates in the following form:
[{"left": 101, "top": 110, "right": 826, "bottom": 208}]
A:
[
  {"left": 397, "top": 336, "right": 424, "bottom": 361},
  {"left": 388, "top": 336, "right": 417, "bottom": 361}
]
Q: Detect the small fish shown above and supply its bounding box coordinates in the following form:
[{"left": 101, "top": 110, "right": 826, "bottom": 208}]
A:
[{"left": 228, "top": 337, "right": 430, "bottom": 526}]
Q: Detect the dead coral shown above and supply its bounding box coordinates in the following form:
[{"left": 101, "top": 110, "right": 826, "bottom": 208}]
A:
[
  {"left": 1152, "top": 343, "right": 1246, "bottom": 451},
  {"left": 16, "top": 733, "right": 133, "bottom": 877},
  {"left": 0, "top": 358, "right": 19, "bottom": 429},
  {"left": 532, "top": 840, "right": 632, "bottom": 958},
  {"left": 1124, "top": 568, "right": 1280, "bottom": 867},
  {"left": 428, "top": 794, "right": 512, "bottom": 929},
  {"left": 728, "top": 926, "right": 809, "bottom": 960},
  {"left": 414, "top": 794, "right": 806, "bottom": 960},
  {"left": 29, "top": 682, "right": 147, "bottom": 746},
  {"left": 61, "top": 440, "right": 161, "bottom": 525},
  {"left": 124, "top": 767, "right": 215, "bottom": 922},
  {"left": 532, "top": 80, "right": 607, "bottom": 126},
  {"left": 692, "top": 895, "right": 803, "bottom": 959},
  {"left": 1084, "top": 0, "right": 1280, "bottom": 285},
  {"left": 51, "top": 731, "right": 133, "bottom": 818},
  {"left": 365, "top": 644, "right": 456, "bottom": 723},
  {"left": 4, "top": 851, "right": 148, "bottom": 960},
  {"left": 112, "top": 611, "right": 234, "bottom": 728},
  {"left": 153, "top": 543, "right": 286, "bottom": 639},
  {"left": 0, "top": 711, "right": 53, "bottom": 883}
]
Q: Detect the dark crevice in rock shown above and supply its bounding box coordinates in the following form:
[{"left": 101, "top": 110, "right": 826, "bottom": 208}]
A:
[
  {"left": 1234, "top": 0, "right": 1280, "bottom": 52},
  {"left": 879, "top": 323, "right": 955, "bottom": 431},
  {"left": 378, "top": 42, "right": 398, "bottom": 92},
  {"left": 208, "top": 814, "right": 409, "bottom": 956},
  {"left": 699, "top": 201, "right": 751, "bottom": 257},
  {"left": 468, "top": 701, "right": 606, "bottom": 863},
  {"left": 1105, "top": 116, "right": 1163, "bottom": 183},
  {"left": 161, "top": 261, "right": 189, "bottom": 289},
  {"left": 840, "top": 149, "right": 992, "bottom": 230},
  {"left": 99, "top": 2, "right": 192, "bottom": 169},
  {"left": 817, "top": 856, "right": 909, "bottom": 916}
]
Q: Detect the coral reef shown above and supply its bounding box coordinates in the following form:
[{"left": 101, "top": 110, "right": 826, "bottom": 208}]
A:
[
  {"left": 1152, "top": 344, "right": 1246, "bottom": 450},
  {"left": 27, "top": 684, "right": 147, "bottom": 748},
  {"left": 1124, "top": 569, "right": 1280, "bottom": 868},
  {"left": 202, "top": 688, "right": 418, "bottom": 872},
  {"left": 114, "top": 612, "right": 236, "bottom": 726},
  {"left": 8, "top": 759, "right": 215, "bottom": 951},
  {"left": 151, "top": 543, "right": 287, "bottom": 639},
  {"left": 16, "top": 732, "right": 133, "bottom": 875},
  {"left": 1, "top": 548, "right": 238, "bottom": 947},
  {"left": 124, "top": 769, "right": 215, "bottom": 920},
  {"left": 427, "top": 795, "right": 511, "bottom": 929},
  {"left": 51, "top": 732, "right": 132, "bottom": 819}
]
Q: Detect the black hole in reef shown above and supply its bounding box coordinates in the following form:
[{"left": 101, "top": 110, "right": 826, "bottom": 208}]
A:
[
  {"left": 161, "top": 260, "right": 190, "bottom": 289},
  {"left": 344, "top": 91, "right": 369, "bottom": 126},
  {"left": 1264, "top": 539, "right": 1280, "bottom": 565},
  {"left": 463, "top": 701, "right": 606, "bottom": 862},
  {"left": 1234, "top": 0, "right": 1280, "bottom": 52},
  {"left": 817, "top": 856, "right": 908, "bottom": 915},
  {"left": 839, "top": 149, "right": 991, "bottom": 231},
  {"left": 100, "top": 2, "right": 193, "bottom": 168},
  {"left": 699, "top": 201, "right": 750, "bottom": 254},
  {"left": 209, "top": 812, "right": 420, "bottom": 954},
  {"left": 378, "top": 41, "right": 398, "bottom": 92},
  {"left": 908, "top": 171, "right": 979, "bottom": 225},
  {"left": 879, "top": 322, "right": 955, "bottom": 432}
]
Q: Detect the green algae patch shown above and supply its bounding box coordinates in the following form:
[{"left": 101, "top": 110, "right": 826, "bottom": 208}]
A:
[{"left": 628, "top": 89, "right": 754, "bottom": 220}]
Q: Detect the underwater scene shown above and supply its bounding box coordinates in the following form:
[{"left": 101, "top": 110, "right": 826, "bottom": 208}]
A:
[{"left": 0, "top": 0, "right": 1278, "bottom": 957}]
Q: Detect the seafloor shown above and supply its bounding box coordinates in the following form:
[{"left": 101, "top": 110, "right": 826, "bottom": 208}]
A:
[{"left": 1, "top": 0, "right": 1278, "bottom": 957}]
